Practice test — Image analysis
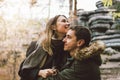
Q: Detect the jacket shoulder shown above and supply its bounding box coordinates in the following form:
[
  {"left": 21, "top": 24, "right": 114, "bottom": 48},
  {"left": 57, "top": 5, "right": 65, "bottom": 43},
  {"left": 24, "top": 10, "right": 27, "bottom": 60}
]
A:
[
  {"left": 26, "top": 41, "right": 38, "bottom": 57},
  {"left": 73, "top": 40, "right": 105, "bottom": 60}
]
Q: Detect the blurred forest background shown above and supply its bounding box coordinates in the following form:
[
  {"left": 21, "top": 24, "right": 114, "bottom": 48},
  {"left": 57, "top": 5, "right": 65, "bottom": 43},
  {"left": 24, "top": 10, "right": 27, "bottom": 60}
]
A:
[{"left": 0, "top": 0, "right": 120, "bottom": 80}]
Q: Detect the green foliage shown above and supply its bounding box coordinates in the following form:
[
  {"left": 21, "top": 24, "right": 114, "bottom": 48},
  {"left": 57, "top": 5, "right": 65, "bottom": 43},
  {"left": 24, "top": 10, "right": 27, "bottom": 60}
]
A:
[
  {"left": 115, "top": 24, "right": 120, "bottom": 30},
  {"left": 102, "top": 0, "right": 113, "bottom": 7},
  {"left": 112, "top": 0, "right": 120, "bottom": 12}
]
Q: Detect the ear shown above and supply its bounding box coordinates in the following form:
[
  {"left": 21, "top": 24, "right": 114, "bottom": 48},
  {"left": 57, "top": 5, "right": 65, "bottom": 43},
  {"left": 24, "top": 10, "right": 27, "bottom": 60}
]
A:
[
  {"left": 77, "top": 39, "right": 85, "bottom": 47},
  {"left": 51, "top": 25, "right": 56, "bottom": 30}
]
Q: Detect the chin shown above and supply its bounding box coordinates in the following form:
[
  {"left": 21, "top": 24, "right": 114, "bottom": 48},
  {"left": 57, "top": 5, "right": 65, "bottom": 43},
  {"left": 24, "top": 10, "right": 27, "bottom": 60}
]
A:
[
  {"left": 64, "top": 48, "right": 69, "bottom": 51},
  {"left": 64, "top": 48, "right": 67, "bottom": 51}
]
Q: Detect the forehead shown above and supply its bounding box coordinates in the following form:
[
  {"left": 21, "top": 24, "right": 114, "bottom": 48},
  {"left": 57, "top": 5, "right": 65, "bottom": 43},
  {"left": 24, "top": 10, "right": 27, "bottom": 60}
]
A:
[
  {"left": 66, "top": 30, "right": 75, "bottom": 37},
  {"left": 57, "top": 16, "right": 67, "bottom": 21}
]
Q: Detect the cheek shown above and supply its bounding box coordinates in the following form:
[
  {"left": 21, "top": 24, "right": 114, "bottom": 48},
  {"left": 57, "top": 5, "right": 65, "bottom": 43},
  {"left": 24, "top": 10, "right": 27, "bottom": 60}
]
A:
[
  {"left": 64, "top": 28, "right": 69, "bottom": 33},
  {"left": 57, "top": 26, "right": 67, "bottom": 34},
  {"left": 67, "top": 41, "right": 77, "bottom": 50},
  {"left": 69, "top": 42, "right": 77, "bottom": 48},
  {"left": 56, "top": 23, "right": 67, "bottom": 33}
]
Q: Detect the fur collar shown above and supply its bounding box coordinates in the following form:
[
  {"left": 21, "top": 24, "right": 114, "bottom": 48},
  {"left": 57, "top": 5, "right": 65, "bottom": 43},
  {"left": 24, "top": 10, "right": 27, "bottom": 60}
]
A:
[{"left": 73, "top": 40, "right": 105, "bottom": 60}]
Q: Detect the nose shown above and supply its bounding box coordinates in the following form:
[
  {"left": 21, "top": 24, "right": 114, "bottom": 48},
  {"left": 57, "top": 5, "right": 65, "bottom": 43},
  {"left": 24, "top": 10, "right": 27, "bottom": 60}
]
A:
[
  {"left": 67, "top": 23, "right": 70, "bottom": 26},
  {"left": 66, "top": 22, "right": 70, "bottom": 28},
  {"left": 62, "top": 37, "right": 66, "bottom": 42}
]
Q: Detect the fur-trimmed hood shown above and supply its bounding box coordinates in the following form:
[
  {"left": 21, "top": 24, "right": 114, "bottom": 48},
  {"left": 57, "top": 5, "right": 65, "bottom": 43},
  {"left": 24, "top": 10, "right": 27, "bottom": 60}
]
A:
[{"left": 73, "top": 40, "right": 105, "bottom": 60}]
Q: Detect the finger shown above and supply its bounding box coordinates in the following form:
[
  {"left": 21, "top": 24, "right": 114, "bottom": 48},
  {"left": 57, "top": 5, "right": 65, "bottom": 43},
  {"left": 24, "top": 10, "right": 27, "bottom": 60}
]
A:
[{"left": 47, "top": 69, "right": 54, "bottom": 74}]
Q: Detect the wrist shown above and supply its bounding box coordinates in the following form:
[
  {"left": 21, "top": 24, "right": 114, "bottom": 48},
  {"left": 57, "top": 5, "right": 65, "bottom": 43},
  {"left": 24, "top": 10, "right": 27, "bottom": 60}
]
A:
[{"left": 38, "top": 70, "right": 42, "bottom": 76}]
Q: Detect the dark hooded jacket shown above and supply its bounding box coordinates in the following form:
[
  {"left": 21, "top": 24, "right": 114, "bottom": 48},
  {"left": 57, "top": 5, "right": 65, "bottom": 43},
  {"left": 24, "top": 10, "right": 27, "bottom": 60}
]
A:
[
  {"left": 18, "top": 40, "right": 105, "bottom": 80},
  {"left": 18, "top": 40, "right": 69, "bottom": 80},
  {"left": 37, "top": 41, "right": 105, "bottom": 80}
]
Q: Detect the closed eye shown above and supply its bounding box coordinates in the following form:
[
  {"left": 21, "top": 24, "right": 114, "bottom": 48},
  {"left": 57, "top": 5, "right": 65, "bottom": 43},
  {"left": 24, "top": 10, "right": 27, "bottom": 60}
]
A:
[
  {"left": 61, "top": 19, "right": 68, "bottom": 23},
  {"left": 66, "top": 35, "right": 71, "bottom": 39}
]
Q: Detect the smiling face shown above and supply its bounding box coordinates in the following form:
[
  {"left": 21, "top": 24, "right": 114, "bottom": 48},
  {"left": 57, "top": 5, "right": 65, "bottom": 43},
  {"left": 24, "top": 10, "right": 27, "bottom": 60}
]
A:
[
  {"left": 54, "top": 16, "right": 70, "bottom": 38},
  {"left": 63, "top": 28, "right": 88, "bottom": 56},
  {"left": 63, "top": 26, "right": 91, "bottom": 56},
  {"left": 63, "top": 30, "right": 78, "bottom": 52}
]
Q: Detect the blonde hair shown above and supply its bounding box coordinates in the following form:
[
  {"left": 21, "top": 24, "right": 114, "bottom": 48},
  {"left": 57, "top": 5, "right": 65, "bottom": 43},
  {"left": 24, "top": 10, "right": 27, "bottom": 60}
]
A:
[{"left": 38, "top": 15, "right": 67, "bottom": 56}]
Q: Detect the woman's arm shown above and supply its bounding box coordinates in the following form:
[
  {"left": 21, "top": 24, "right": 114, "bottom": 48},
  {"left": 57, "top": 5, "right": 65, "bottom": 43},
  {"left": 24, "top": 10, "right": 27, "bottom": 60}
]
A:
[{"left": 18, "top": 41, "right": 39, "bottom": 80}]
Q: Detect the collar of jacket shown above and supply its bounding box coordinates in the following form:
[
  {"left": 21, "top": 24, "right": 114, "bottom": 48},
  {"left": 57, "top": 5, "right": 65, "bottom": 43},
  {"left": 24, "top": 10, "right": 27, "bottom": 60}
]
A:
[{"left": 72, "top": 40, "right": 105, "bottom": 60}]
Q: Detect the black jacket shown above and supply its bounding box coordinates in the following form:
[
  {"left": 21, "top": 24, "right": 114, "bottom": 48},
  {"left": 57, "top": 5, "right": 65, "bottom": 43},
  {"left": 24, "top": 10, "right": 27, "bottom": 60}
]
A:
[
  {"left": 19, "top": 40, "right": 105, "bottom": 80},
  {"left": 18, "top": 40, "right": 68, "bottom": 80}
]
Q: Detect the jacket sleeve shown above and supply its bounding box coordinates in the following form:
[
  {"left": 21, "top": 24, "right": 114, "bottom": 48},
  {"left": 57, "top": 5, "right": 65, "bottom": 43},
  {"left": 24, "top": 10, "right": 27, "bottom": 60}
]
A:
[
  {"left": 18, "top": 62, "right": 40, "bottom": 80},
  {"left": 37, "top": 69, "right": 75, "bottom": 80},
  {"left": 37, "top": 60, "right": 100, "bottom": 80},
  {"left": 38, "top": 67, "right": 91, "bottom": 80},
  {"left": 19, "top": 65, "right": 40, "bottom": 80},
  {"left": 18, "top": 41, "right": 40, "bottom": 80}
]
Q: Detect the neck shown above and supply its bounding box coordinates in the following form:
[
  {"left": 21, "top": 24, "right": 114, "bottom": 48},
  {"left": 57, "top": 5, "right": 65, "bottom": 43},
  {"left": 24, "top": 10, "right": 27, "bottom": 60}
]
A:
[
  {"left": 70, "top": 51, "right": 74, "bottom": 57},
  {"left": 70, "top": 48, "right": 80, "bottom": 57}
]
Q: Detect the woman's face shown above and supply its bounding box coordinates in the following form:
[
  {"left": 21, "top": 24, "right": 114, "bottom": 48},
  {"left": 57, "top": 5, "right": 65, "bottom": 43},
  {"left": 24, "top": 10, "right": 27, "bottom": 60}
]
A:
[{"left": 55, "top": 16, "right": 70, "bottom": 35}]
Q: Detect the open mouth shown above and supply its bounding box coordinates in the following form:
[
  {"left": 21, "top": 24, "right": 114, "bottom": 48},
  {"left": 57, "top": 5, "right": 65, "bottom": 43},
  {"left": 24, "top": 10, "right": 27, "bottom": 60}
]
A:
[{"left": 65, "top": 26, "right": 68, "bottom": 28}]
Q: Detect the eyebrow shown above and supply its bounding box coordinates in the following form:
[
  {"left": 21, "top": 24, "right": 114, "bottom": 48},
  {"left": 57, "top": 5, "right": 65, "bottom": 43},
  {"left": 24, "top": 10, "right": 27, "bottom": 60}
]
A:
[
  {"left": 62, "top": 18, "right": 67, "bottom": 20},
  {"left": 58, "top": 18, "right": 68, "bottom": 22}
]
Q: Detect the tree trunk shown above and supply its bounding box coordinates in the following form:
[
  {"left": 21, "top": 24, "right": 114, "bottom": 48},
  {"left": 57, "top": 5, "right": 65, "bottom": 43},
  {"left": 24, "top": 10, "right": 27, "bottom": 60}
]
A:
[
  {"left": 69, "top": 0, "right": 73, "bottom": 16},
  {"left": 74, "top": 0, "right": 77, "bottom": 17}
]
